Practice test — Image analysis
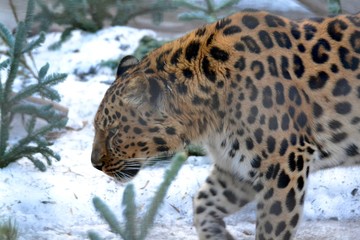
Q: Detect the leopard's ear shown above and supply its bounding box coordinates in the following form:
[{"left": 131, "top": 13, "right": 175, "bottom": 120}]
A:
[
  {"left": 123, "top": 75, "right": 164, "bottom": 109},
  {"left": 118, "top": 55, "right": 164, "bottom": 110},
  {"left": 116, "top": 55, "right": 139, "bottom": 77}
]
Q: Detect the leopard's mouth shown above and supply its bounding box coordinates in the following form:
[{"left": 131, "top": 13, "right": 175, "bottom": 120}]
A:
[
  {"left": 105, "top": 160, "right": 142, "bottom": 182},
  {"left": 101, "top": 152, "right": 175, "bottom": 182}
]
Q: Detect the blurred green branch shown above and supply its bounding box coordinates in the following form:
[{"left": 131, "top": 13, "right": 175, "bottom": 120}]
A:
[
  {"left": 0, "top": 0, "right": 68, "bottom": 171},
  {"left": 0, "top": 218, "right": 18, "bottom": 240},
  {"left": 88, "top": 152, "right": 187, "bottom": 240}
]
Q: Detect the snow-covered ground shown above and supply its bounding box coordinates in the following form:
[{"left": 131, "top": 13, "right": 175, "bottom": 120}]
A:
[{"left": 1, "top": 26, "right": 360, "bottom": 240}]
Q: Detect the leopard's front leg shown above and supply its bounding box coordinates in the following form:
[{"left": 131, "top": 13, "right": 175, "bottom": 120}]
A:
[
  {"left": 193, "top": 167, "right": 256, "bottom": 240},
  {"left": 253, "top": 150, "right": 310, "bottom": 240}
]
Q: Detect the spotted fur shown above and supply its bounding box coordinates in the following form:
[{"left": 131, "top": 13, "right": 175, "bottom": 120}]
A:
[{"left": 92, "top": 10, "right": 360, "bottom": 240}]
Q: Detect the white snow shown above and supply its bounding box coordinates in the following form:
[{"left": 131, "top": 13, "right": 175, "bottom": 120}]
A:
[{"left": 0, "top": 26, "right": 360, "bottom": 240}]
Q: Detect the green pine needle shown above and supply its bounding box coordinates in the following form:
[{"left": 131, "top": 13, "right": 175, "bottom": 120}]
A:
[
  {"left": 38, "top": 63, "right": 50, "bottom": 80},
  {"left": 122, "top": 184, "right": 137, "bottom": 239},
  {"left": 217, "top": 0, "right": 241, "bottom": 11},
  {"left": 9, "top": 72, "right": 67, "bottom": 105},
  {"left": 28, "top": 155, "right": 47, "bottom": 172},
  {"left": 22, "top": 32, "right": 46, "bottom": 54},
  {"left": 92, "top": 197, "right": 125, "bottom": 237},
  {"left": 328, "top": 0, "right": 342, "bottom": 14},
  {"left": 89, "top": 152, "right": 187, "bottom": 239},
  {"left": 0, "top": 59, "right": 11, "bottom": 70},
  {"left": 0, "top": 218, "right": 18, "bottom": 240},
  {"left": 0, "top": 0, "right": 68, "bottom": 171},
  {"left": 87, "top": 231, "right": 103, "bottom": 240},
  {"left": 24, "top": 0, "right": 36, "bottom": 31},
  {"left": 177, "top": 0, "right": 240, "bottom": 22},
  {"left": 139, "top": 152, "right": 187, "bottom": 240},
  {"left": 0, "top": 22, "right": 15, "bottom": 48}
]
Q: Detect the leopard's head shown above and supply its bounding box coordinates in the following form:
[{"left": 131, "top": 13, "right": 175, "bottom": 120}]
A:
[{"left": 91, "top": 56, "right": 187, "bottom": 182}]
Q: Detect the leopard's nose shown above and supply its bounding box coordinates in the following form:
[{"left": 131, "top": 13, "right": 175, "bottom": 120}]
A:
[{"left": 91, "top": 149, "right": 104, "bottom": 171}]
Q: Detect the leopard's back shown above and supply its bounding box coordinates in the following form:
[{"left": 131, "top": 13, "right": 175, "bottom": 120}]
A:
[{"left": 92, "top": 10, "right": 360, "bottom": 240}]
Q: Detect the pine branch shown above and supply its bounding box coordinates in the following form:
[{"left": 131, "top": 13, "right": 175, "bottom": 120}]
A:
[
  {"left": 205, "top": 0, "right": 215, "bottom": 13},
  {"left": 139, "top": 152, "right": 187, "bottom": 240},
  {"left": 22, "top": 32, "right": 45, "bottom": 54},
  {"left": 48, "top": 27, "right": 73, "bottom": 50},
  {"left": 38, "top": 62, "right": 49, "bottom": 79},
  {"left": 177, "top": 0, "right": 240, "bottom": 22},
  {"left": 0, "top": 59, "right": 11, "bottom": 70},
  {"left": 0, "top": 145, "right": 58, "bottom": 169},
  {"left": 87, "top": 231, "right": 103, "bottom": 240},
  {"left": 89, "top": 153, "right": 187, "bottom": 239},
  {"left": 0, "top": 114, "right": 11, "bottom": 158},
  {"left": 33, "top": 0, "right": 179, "bottom": 40},
  {"left": 0, "top": 22, "right": 15, "bottom": 48},
  {"left": 15, "top": 117, "right": 67, "bottom": 149},
  {"left": 24, "top": 0, "right": 35, "bottom": 32},
  {"left": 0, "top": 0, "right": 66, "bottom": 171},
  {"left": 92, "top": 197, "right": 125, "bottom": 237},
  {"left": 4, "top": 22, "right": 26, "bottom": 103},
  {"left": 112, "top": 2, "right": 178, "bottom": 26},
  {"left": 122, "top": 184, "right": 137, "bottom": 239},
  {"left": 174, "top": 0, "right": 207, "bottom": 11},
  {"left": 0, "top": 217, "right": 18, "bottom": 240},
  {"left": 11, "top": 102, "right": 67, "bottom": 122},
  {"left": 216, "top": 0, "right": 241, "bottom": 11},
  {"left": 327, "top": 0, "right": 342, "bottom": 14},
  {"left": 33, "top": 0, "right": 53, "bottom": 32},
  {"left": 9, "top": 72, "right": 67, "bottom": 105},
  {"left": 10, "top": 92, "right": 69, "bottom": 118},
  {"left": 27, "top": 155, "right": 47, "bottom": 171}
]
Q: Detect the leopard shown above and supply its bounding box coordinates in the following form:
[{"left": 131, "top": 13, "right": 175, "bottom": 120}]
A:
[{"left": 91, "top": 9, "right": 360, "bottom": 240}]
